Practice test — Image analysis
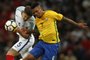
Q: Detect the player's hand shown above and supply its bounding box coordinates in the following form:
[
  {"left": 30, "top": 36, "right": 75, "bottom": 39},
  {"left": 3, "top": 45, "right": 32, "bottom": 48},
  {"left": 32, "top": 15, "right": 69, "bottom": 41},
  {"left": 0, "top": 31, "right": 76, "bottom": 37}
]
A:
[{"left": 78, "top": 23, "right": 88, "bottom": 29}]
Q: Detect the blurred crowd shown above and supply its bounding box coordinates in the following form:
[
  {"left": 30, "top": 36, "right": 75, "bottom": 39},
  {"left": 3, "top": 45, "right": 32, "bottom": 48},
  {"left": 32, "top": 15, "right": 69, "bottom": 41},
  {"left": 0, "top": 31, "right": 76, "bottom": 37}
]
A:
[{"left": 0, "top": 0, "right": 90, "bottom": 60}]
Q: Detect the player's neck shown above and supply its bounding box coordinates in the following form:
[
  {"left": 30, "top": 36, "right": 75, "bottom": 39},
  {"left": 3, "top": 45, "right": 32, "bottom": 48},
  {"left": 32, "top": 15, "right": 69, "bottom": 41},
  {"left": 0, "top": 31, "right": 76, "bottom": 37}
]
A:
[{"left": 39, "top": 11, "right": 45, "bottom": 18}]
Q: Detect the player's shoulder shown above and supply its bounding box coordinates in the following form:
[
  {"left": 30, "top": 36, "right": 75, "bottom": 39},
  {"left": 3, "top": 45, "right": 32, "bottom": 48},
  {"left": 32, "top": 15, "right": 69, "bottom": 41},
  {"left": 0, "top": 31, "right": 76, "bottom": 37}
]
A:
[
  {"left": 45, "top": 10, "right": 58, "bottom": 16},
  {"left": 16, "top": 6, "right": 25, "bottom": 11},
  {"left": 45, "top": 10, "right": 56, "bottom": 14},
  {"left": 15, "top": 6, "right": 25, "bottom": 18},
  {"left": 44, "top": 10, "right": 58, "bottom": 17}
]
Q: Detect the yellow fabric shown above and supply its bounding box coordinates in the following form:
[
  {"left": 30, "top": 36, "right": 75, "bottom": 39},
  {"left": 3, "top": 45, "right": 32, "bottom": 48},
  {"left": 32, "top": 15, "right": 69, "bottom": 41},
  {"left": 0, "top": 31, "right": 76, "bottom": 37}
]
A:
[{"left": 35, "top": 10, "right": 63, "bottom": 43}]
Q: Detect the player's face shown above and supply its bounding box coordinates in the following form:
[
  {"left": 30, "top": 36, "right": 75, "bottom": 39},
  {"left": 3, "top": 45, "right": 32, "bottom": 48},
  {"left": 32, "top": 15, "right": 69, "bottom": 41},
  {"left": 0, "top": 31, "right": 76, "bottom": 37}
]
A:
[
  {"left": 21, "top": 12, "right": 30, "bottom": 21},
  {"left": 32, "top": 5, "right": 44, "bottom": 18}
]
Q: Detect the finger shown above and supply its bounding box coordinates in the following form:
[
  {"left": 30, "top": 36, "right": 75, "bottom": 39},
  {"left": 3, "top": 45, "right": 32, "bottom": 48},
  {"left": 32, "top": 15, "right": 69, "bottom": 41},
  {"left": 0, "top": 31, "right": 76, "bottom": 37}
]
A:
[
  {"left": 83, "top": 23, "right": 87, "bottom": 25},
  {"left": 83, "top": 26, "right": 88, "bottom": 29}
]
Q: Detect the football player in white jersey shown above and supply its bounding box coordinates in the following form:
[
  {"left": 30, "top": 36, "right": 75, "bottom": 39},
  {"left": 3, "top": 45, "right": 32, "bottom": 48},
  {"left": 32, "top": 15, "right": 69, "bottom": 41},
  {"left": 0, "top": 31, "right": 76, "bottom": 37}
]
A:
[{"left": 6, "top": 6, "right": 35, "bottom": 60}]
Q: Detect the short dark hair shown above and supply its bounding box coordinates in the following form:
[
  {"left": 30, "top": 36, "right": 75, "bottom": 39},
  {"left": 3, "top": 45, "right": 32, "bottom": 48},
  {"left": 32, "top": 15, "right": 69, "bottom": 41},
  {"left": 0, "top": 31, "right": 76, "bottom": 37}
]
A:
[
  {"left": 24, "top": 6, "right": 32, "bottom": 16},
  {"left": 25, "top": 2, "right": 32, "bottom": 6},
  {"left": 30, "top": 2, "right": 40, "bottom": 9}
]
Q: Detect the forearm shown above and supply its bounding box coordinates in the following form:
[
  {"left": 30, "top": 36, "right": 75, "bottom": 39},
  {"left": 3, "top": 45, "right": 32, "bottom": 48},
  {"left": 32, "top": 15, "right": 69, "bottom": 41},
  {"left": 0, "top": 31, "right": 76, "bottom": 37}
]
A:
[
  {"left": 63, "top": 17, "right": 79, "bottom": 26},
  {"left": 15, "top": 27, "right": 29, "bottom": 39}
]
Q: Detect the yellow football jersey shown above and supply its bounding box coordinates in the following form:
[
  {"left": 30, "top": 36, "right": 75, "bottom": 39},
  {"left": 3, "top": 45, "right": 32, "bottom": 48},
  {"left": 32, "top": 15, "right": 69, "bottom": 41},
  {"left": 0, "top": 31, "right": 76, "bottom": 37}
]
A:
[{"left": 35, "top": 10, "right": 63, "bottom": 43}]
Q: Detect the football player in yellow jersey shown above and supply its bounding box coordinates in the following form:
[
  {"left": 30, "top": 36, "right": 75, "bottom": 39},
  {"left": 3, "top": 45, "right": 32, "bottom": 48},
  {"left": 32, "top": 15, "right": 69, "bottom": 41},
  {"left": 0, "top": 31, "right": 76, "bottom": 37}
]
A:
[{"left": 23, "top": 2, "right": 88, "bottom": 60}]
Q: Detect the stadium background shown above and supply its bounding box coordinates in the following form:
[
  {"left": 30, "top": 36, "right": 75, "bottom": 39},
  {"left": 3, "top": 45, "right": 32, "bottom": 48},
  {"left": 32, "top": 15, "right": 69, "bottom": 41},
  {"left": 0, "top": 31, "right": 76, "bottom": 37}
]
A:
[{"left": 0, "top": 0, "right": 90, "bottom": 60}]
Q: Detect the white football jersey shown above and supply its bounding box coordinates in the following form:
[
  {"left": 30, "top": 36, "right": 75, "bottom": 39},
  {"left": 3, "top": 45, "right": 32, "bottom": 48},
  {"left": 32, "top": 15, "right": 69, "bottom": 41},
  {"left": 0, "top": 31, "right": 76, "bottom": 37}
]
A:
[
  {"left": 15, "top": 6, "right": 25, "bottom": 28},
  {"left": 11, "top": 6, "right": 35, "bottom": 59},
  {"left": 15, "top": 6, "right": 35, "bottom": 35}
]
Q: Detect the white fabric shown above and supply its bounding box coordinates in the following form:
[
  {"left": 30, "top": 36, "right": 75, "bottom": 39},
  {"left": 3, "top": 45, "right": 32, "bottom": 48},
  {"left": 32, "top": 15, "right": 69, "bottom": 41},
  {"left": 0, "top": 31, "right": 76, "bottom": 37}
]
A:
[
  {"left": 12, "top": 34, "right": 35, "bottom": 58},
  {"left": 11, "top": 6, "right": 35, "bottom": 58}
]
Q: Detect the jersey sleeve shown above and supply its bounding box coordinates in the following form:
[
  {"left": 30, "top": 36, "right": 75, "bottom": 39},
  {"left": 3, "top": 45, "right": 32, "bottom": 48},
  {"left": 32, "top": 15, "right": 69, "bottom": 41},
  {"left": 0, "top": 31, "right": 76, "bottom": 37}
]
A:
[
  {"left": 48, "top": 10, "right": 63, "bottom": 21},
  {"left": 29, "top": 16, "right": 35, "bottom": 30},
  {"left": 15, "top": 6, "right": 25, "bottom": 29},
  {"left": 54, "top": 13, "right": 63, "bottom": 21},
  {"left": 24, "top": 16, "right": 35, "bottom": 31}
]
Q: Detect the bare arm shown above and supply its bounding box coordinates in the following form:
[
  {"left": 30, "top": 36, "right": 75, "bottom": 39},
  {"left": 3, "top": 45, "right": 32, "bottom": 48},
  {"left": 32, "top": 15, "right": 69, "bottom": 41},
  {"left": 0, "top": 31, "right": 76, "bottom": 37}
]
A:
[
  {"left": 63, "top": 17, "right": 79, "bottom": 26},
  {"left": 62, "top": 17, "right": 88, "bottom": 29},
  {"left": 15, "top": 27, "right": 29, "bottom": 39}
]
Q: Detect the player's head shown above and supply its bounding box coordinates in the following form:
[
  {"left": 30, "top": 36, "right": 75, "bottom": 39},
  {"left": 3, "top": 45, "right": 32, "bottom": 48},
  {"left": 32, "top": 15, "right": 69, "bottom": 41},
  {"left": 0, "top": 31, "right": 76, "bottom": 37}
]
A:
[
  {"left": 30, "top": 2, "right": 44, "bottom": 18},
  {"left": 21, "top": 6, "right": 32, "bottom": 21}
]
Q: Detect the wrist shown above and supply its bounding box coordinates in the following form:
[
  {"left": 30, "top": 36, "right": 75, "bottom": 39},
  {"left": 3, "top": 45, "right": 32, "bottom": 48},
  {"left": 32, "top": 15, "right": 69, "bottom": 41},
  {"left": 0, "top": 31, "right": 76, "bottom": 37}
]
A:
[{"left": 77, "top": 23, "right": 83, "bottom": 28}]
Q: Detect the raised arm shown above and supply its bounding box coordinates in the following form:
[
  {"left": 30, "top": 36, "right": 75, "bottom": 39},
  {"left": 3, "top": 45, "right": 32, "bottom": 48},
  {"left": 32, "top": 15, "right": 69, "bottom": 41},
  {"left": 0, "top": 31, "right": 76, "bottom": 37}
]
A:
[{"left": 62, "top": 16, "right": 88, "bottom": 29}]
